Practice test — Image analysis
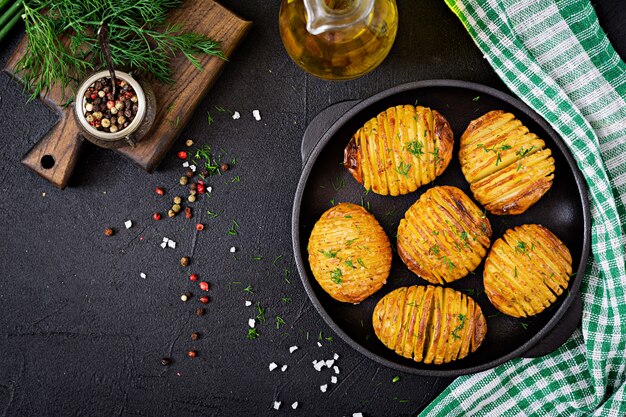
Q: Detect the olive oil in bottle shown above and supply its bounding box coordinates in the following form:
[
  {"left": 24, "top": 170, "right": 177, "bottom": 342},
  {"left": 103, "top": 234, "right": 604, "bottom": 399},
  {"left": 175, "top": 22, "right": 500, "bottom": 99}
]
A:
[{"left": 279, "top": 0, "right": 398, "bottom": 80}]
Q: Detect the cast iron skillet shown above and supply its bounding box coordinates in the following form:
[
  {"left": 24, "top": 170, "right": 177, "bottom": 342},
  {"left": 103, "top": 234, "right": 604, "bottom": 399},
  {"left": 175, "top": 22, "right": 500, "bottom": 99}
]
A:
[{"left": 292, "top": 80, "right": 591, "bottom": 376}]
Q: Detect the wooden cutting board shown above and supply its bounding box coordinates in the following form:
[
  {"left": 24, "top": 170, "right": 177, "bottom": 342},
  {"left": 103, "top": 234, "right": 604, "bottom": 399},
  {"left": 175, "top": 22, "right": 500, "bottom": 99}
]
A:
[{"left": 3, "top": 0, "right": 251, "bottom": 189}]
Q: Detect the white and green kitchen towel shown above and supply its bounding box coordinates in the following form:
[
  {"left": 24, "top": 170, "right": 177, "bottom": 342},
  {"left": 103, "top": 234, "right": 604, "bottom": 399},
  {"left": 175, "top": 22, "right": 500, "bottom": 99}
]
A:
[{"left": 422, "top": 0, "right": 626, "bottom": 415}]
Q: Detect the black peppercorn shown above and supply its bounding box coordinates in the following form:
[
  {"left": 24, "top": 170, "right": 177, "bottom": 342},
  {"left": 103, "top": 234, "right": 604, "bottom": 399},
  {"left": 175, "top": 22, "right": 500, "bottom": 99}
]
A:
[
  {"left": 160, "top": 357, "right": 171, "bottom": 366},
  {"left": 185, "top": 170, "right": 194, "bottom": 178},
  {"left": 220, "top": 163, "right": 230, "bottom": 172},
  {"left": 195, "top": 307, "right": 205, "bottom": 317},
  {"left": 191, "top": 332, "right": 200, "bottom": 340},
  {"left": 180, "top": 257, "right": 190, "bottom": 267}
]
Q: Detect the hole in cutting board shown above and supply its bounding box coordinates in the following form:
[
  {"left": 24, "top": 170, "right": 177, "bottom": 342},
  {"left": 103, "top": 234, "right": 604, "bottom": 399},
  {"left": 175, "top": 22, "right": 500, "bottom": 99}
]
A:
[{"left": 41, "top": 155, "right": 55, "bottom": 169}]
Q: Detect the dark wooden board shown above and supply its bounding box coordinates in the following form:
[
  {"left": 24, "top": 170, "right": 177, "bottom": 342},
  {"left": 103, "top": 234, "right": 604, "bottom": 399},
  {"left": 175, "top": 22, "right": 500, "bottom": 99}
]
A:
[{"left": 4, "top": 0, "right": 251, "bottom": 188}]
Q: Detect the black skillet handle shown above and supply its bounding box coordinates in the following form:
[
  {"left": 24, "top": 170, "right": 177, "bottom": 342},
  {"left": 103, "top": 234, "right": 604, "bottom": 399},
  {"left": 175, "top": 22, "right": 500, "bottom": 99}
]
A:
[
  {"left": 521, "top": 292, "right": 582, "bottom": 358},
  {"left": 301, "top": 100, "right": 360, "bottom": 166}
]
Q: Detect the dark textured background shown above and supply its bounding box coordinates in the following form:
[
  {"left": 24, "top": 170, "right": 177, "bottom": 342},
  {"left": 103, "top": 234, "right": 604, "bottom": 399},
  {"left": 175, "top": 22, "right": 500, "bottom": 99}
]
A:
[{"left": 0, "top": 1, "right": 624, "bottom": 416}]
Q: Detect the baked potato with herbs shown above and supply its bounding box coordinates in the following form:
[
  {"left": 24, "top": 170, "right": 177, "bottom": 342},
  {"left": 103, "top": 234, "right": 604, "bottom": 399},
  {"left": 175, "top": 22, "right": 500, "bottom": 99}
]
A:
[
  {"left": 373, "top": 285, "right": 487, "bottom": 364},
  {"left": 484, "top": 224, "right": 572, "bottom": 318},
  {"left": 397, "top": 186, "right": 492, "bottom": 285},
  {"left": 459, "top": 110, "right": 555, "bottom": 215},
  {"left": 344, "top": 105, "right": 453, "bottom": 196},
  {"left": 308, "top": 203, "right": 392, "bottom": 304}
]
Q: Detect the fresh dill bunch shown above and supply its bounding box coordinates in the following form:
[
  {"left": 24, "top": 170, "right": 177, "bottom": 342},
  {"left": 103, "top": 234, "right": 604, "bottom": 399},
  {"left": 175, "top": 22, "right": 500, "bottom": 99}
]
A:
[{"left": 15, "top": 0, "right": 225, "bottom": 100}]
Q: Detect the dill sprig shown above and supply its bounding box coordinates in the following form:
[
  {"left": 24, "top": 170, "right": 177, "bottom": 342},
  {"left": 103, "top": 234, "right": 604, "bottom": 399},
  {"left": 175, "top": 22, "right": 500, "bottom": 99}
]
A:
[{"left": 15, "top": 0, "right": 225, "bottom": 100}]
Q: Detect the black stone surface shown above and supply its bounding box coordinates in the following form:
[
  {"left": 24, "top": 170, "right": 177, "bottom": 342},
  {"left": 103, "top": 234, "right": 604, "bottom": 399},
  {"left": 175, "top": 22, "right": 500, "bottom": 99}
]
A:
[{"left": 0, "top": 1, "right": 623, "bottom": 416}]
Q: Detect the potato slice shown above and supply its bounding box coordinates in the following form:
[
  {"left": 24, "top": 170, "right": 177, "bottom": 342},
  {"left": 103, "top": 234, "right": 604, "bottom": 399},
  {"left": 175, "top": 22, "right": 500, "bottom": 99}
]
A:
[
  {"left": 308, "top": 203, "right": 392, "bottom": 303},
  {"left": 459, "top": 110, "right": 555, "bottom": 215},
  {"left": 483, "top": 224, "right": 573, "bottom": 318},
  {"left": 373, "top": 285, "right": 486, "bottom": 364},
  {"left": 344, "top": 105, "right": 453, "bottom": 196},
  {"left": 397, "top": 186, "right": 492, "bottom": 285}
]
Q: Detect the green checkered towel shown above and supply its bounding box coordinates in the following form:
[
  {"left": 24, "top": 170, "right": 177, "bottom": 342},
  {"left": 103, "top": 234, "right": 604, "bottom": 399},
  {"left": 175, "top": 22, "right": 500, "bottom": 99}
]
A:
[{"left": 421, "top": 0, "right": 626, "bottom": 415}]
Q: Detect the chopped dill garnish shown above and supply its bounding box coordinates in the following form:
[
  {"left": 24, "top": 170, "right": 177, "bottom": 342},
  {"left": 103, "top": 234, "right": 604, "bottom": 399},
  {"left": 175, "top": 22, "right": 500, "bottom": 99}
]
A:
[
  {"left": 331, "top": 177, "right": 346, "bottom": 191},
  {"left": 396, "top": 161, "right": 411, "bottom": 177},
  {"left": 430, "top": 245, "right": 441, "bottom": 255},
  {"left": 206, "top": 210, "right": 220, "bottom": 218},
  {"left": 231, "top": 176, "right": 241, "bottom": 183},
  {"left": 275, "top": 316, "right": 286, "bottom": 329},
  {"left": 207, "top": 111, "right": 214, "bottom": 126},
  {"left": 515, "top": 240, "right": 527, "bottom": 254},
  {"left": 330, "top": 268, "right": 343, "bottom": 284},
  {"left": 405, "top": 141, "right": 424, "bottom": 157},
  {"left": 473, "top": 96, "right": 481, "bottom": 101},
  {"left": 246, "top": 328, "right": 260, "bottom": 340},
  {"left": 243, "top": 285, "right": 254, "bottom": 294},
  {"left": 227, "top": 220, "right": 240, "bottom": 236},
  {"left": 520, "top": 322, "right": 529, "bottom": 330},
  {"left": 252, "top": 256, "right": 263, "bottom": 261},
  {"left": 344, "top": 259, "right": 354, "bottom": 268},
  {"left": 320, "top": 249, "right": 339, "bottom": 258},
  {"left": 451, "top": 314, "right": 467, "bottom": 340},
  {"left": 256, "top": 302, "right": 266, "bottom": 324},
  {"left": 517, "top": 145, "right": 535, "bottom": 158},
  {"left": 357, "top": 258, "right": 367, "bottom": 269},
  {"left": 273, "top": 255, "right": 283, "bottom": 266},
  {"left": 281, "top": 297, "right": 292, "bottom": 303}
]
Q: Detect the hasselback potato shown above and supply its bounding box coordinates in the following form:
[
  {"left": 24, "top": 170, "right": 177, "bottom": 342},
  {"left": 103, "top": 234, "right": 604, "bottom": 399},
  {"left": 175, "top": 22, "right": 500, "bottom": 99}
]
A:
[
  {"left": 373, "top": 285, "right": 487, "bottom": 364},
  {"left": 397, "top": 186, "right": 492, "bottom": 285},
  {"left": 344, "top": 105, "right": 453, "bottom": 196},
  {"left": 308, "top": 203, "right": 392, "bottom": 304},
  {"left": 483, "top": 224, "right": 573, "bottom": 318},
  {"left": 459, "top": 110, "right": 555, "bottom": 215}
]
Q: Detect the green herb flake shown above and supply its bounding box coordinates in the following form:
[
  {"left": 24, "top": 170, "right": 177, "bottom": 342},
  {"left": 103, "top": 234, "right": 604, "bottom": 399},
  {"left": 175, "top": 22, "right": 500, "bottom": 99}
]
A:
[
  {"left": 320, "top": 249, "right": 339, "bottom": 258},
  {"left": 243, "top": 285, "right": 254, "bottom": 294},
  {"left": 430, "top": 245, "right": 441, "bottom": 256},
  {"left": 256, "top": 302, "right": 267, "bottom": 324},
  {"left": 206, "top": 210, "right": 220, "bottom": 218},
  {"left": 330, "top": 268, "right": 343, "bottom": 284},
  {"left": 344, "top": 259, "right": 354, "bottom": 268},
  {"left": 227, "top": 220, "right": 240, "bottom": 236},
  {"left": 275, "top": 316, "right": 286, "bottom": 329},
  {"left": 231, "top": 176, "right": 241, "bottom": 183},
  {"left": 396, "top": 162, "right": 411, "bottom": 177},
  {"left": 392, "top": 376, "right": 400, "bottom": 383},
  {"left": 331, "top": 177, "right": 346, "bottom": 191},
  {"left": 517, "top": 145, "right": 536, "bottom": 158},
  {"left": 273, "top": 255, "right": 283, "bottom": 266},
  {"left": 515, "top": 240, "right": 527, "bottom": 254},
  {"left": 405, "top": 141, "right": 424, "bottom": 157},
  {"left": 451, "top": 313, "right": 467, "bottom": 340},
  {"left": 473, "top": 96, "right": 481, "bottom": 101},
  {"left": 357, "top": 258, "right": 367, "bottom": 269},
  {"left": 252, "top": 256, "right": 263, "bottom": 261},
  {"left": 521, "top": 322, "right": 529, "bottom": 330},
  {"left": 281, "top": 297, "right": 292, "bottom": 303},
  {"left": 207, "top": 111, "right": 214, "bottom": 126},
  {"left": 246, "top": 328, "right": 260, "bottom": 340}
]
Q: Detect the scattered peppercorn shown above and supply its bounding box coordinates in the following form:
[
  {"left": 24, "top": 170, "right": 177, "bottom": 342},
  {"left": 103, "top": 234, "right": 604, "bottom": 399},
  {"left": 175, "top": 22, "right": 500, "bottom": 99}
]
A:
[
  {"left": 168, "top": 209, "right": 176, "bottom": 218},
  {"left": 190, "top": 273, "right": 198, "bottom": 282},
  {"left": 104, "top": 228, "right": 114, "bottom": 236},
  {"left": 196, "top": 223, "right": 204, "bottom": 231},
  {"left": 180, "top": 176, "right": 188, "bottom": 186},
  {"left": 187, "top": 350, "right": 197, "bottom": 358},
  {"left": 172, "top": 204, "right": 181, "bottom": 213},
  {"left": 178, "top": 151, "right": 188, "bottom": 159},
  {"left": 153, "top": 212, "right": 162, "bottom": 221},
  {"left": 186, "top": 139, "right": 194, "bottom": 147},
  {"left": 185, "top": 207, "right": 192, "bottom": 219},
  {"left": 197, "top": 184, "right": 206, "bottom": 194},
  {"left": 180, "top": 293, "right": 189, "bottom": 302},
  {"left": 199, "top": 281, "right": 209, "bottom": 291},
  {"left": 160, "top": 357, "right": 171, "bottom": 366},
  {"left": 180, "top": 257, "right": 190, "bottom": 267},
  {"left": 185, "top": 169, "right": 194, "bottom": 178},
  {"left": 189, "top": 190, "right": 197, "bottom": 196},
  {"left": 188, "top": 195, "right": 197, "bottom": 203},
  {"left": 83, "top": 76, "right": 138, "bottom": 133},
  {"left": 220, "top": 163, "right": 230, "bottom": 172},
  {"left": 191, "top": 332, "right": 200, "bottom": 340},
  {"left": 195, "top": 307, "right": 205, "bottom": 316},
  {"left": 199, "top": 296, "right": 209, "bottom": 304},
  {"left": 189, "top": 183, "right": 197, "bottom": 191},
  {"left": 173, "top": 196, "right": 182, "bottom": 204},
  {"left": 155, "top": 187, "right": 165, "bottom": 195}
]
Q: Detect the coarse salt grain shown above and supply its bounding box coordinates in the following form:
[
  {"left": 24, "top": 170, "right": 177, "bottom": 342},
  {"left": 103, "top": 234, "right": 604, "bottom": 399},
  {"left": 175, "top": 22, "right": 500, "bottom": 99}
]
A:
[
  {"left": 140, "top": 272, "right": 146, "bottom": 279},
  {"left": 163, "top": 237, "right": 169, "bottom": 242},
  {"left": 333, "top": 366, "right": 340, "bottom": 374},
  {"left": 269, "top": 362, "right": 278, "bottom": 371},
  {"left": 313, "top": 362, "right": 325, "bottom": 372},
  {"left": 289, "top": 346, "right": 298, "bottom": 353},
  {"left": 160, "top": 242, "right": 167, "bottom": 249},
  {"left": 168, "top": 240, "right": 176, "bottom": 249},
  {"left": 124, "top": 220, "right": 132, "bottom": 229},
  {"left": 317, "top": 342, "right": 322, "bottom": 348},
  {"left": 248, "top": 318, "right": 256, "bottom": 328},
  {"left": 232, "top": 111, "right": 241, "bottom": 120},
  {"left": 291, "top": 402, "right": 298, "bottom": 410},
  {"left": 252, "top": 110, "right": 261, "bottom": 121},
  {"left": 331, "top": 376, "right": 338, "bottom": 384},
  {"left": 281, "top": 365, "right": 288, "bottom": 372},
  {"left": 245, "top": 300, "right": 252, "bottom": 307},
  {"left": 273, "top": 401, "right": 281, "bottom": 410},
  {"left": 182, "top": 161, "right": 189, "bottom": 167},
  {"left": 333, "top": 353, "right": 339, "bottom": 360},
  {"left": 207, "top": 186, "right": 213, "bottom": 193},
  {"left": 325, "top": 359, "right": 334, "bottom": 368},
  {"left": 353, "top": 413, "right": 364, "bottom": 417},
  {"left": 320, "top": 384, "right": 328, "bottom": 393},
  {"left": 190, "top": 165, "right": 196, "bottom": 172},
  {"left": 230, "top": 247, "right": 236, "bottom": 253}
]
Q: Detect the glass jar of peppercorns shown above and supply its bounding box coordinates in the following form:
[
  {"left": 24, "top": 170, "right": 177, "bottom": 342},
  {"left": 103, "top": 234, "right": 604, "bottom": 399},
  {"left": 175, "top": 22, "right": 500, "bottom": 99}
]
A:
[{"left": 74, "top": 70, "right": 156, "bottom": 149}]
